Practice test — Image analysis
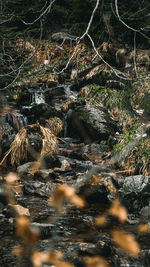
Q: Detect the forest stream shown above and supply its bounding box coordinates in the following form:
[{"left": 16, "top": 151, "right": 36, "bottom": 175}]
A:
[{"left": 0, "top": 81, "right": 150, "bottom": 267}]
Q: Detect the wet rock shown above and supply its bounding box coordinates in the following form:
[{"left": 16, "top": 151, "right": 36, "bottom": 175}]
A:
[
  {"left": 54, "top": 159, "right": 72, "bottom": 172},
  {"left": 0, "top": 121, "right": 15, "bottom": 155},
  {"left": 23, "top": 181, "right": 54, "bottom": 197},
  {"left": 45, "top": 85, "right": 76, "bottom": 114},
  {"left": 68, "top": 104, "right": 118, "bottom": 142},
  {"left": 31, "top": 222, "right": 53, "bottom": 237},
  {"left": 111, "top": 246, "right": 145, "bottom": 267},
  {"left": 123, "top": 175, "right": 150, "bottom": 195},
  {"left": 33, "top": 169, "right": 56, "bottom": 181},
  {"left": 122, "top": 175, "right": 150, "bottom": 213},
  {"left": 17, "top": 162, "right": 35, "bottom": 178},
  {"left": 57, "top": 155, "right": 94, "bottom": 172},
  {"left": 140, "top": 206, "right": 150, "bottom": 221},
  {"left": 9, "top": 204, "right": 30, "bottom": 217},
  {"left": 79, "top": 174, "right": 117, "bottom": 205},
  {"left": 0, "top": 185, "right": 9, "bottom": 206},
  {"left": 80, "top": 143, "right": 110, "bottom": 163}
]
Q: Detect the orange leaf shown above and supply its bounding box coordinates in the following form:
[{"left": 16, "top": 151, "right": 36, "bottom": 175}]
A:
[
  {"left": 112, "top": 230, "right": 140, "bottom": 256},
  {"left": 16, "top": 216, "right": 40, "bottom": 244},
  {"left": 49, "top": 184, "right": 85, "bottom": 209},
  {"left": 5, "top": 172, "right": 18, "bottom": 184},
  {"left": 109, "top": 199, "right": 127, "bottom": 223},
  {"left": 95, "top": 215, "right": 107, "bottom": 227},
  {"left": 138, "top": 223, "right": 149, "bottom": 233},
  {"left": 84, "top": 256, "right": 110, "bottom": 267}
]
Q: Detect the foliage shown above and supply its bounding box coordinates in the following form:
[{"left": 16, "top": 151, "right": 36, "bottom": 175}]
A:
[
  {"left": 0, "top": 0, "right": 150, "bottom": 88},
  {"left": 113, "top": 125, "right": 150, "bottom": 175},
  {"left": 127, "top": 137, "right": 150, "bottom": 175},
  {"left": 113, "top": 124, "right": 140, "bottom": 155},
  {"left": 79, "top": 84, "right": 132, "bottom": 113}
]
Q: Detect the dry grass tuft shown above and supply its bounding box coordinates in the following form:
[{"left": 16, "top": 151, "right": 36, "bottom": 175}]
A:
[
  {"left": 10, "top": 127, "right": 29, "bottom": 165},
  {"left": 45, "top": 117, "right": 63, "bottom": 136},
  {"left": 9, "top": 123, "right": 58, "bottom": 166}
]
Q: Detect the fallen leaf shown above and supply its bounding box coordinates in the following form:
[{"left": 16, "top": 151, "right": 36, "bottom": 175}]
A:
[
  {"left": 112, "top": 230, "right": 140, "bottom": 256},
  {"left": 84, "top": 255, "right": 110, "bottom": 267},
  {"left": 138, "top": 223, "right": 149, "bottom": 233},
  {"left": 95, "top": 215, "right": 107, "bottom": 227},
  {"left": 10, "top": 204, "right": 30, "bottom": 217},
  {"left": 109, "top": 199, "right": 127, "bottom": 223}
]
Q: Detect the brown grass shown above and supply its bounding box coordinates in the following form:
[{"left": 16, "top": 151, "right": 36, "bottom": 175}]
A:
[
  {"left": 45, "top": 117, "right": 63, "bottom": 136},
  {"left": 6, "top": 123, "right": 58, "bottom": 166}
]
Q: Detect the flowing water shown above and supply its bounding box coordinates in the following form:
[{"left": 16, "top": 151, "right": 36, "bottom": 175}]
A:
[{"left": 0, "top": 83, "right": 149, "bottom": 267}]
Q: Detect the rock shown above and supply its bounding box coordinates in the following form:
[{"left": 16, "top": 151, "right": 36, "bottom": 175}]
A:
[
  {"left": 0, "top": 121, "right": 15, "bottom": 156},
  {"left": 54, "top": 159, "right": 72, "bottom": 172},
  {"left": 123, "top": 175, "right": 150, "bottom": 195},
  {"left": 57, "top": 155, "right": 94, "bottom": 172},
  {"left": 17, "top": 163, "right": 57, "bottom": 181},
  {"left": 122, "top": 175, "right": 150, "bottom": 213},
  {"left": 80, "top": 143, "right": 110, "bottom": 162},
  {"left": 9, "top": 204, "right": 30, "bottom": 217},
  {"left": 23, "top": 181, "right": 53, "bottom": 197},
  {"left": 31, "top": 222, "right": 54, "bottom": 237},
  {"left": 0, "top": 185, "right": 9, "bottom": 205},
  {"left": 17, "top": 162, "right": 35, "bottom": 177},
  {"left": 140, "top": 206, "right": 150, "bottom": 221},
  {"left": 78, "top": 173, "right": 117, "bottom": 205},
  {"left": 68, "top": 104, "right": 118, "bottom": 142},
  {"left": 33, "top": 169, "right": 56, "bottom": 181}
]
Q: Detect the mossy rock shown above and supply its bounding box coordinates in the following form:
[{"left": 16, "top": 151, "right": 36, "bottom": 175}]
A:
[{"left": 69, "top": 104, "right": 118, "bottom": 142}]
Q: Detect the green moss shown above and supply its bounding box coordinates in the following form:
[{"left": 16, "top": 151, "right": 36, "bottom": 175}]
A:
[
  {"left": 113, "top": 124, "right": 140, "bottom": 155},
  {"left": 80, "top": 84, "right": 132, "bottom": 113}
]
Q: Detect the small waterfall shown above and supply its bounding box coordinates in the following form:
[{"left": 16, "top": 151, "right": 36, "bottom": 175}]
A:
[
  {"left": 22, "top": 89, "right": 46, "bottom": 111},
  {"left": 31, "top": 91, "right": 45, "bottom": 105},
  {"left": 64, "top": 84, "right": 78, "bottom": 100},
  {"left": 63, "top": 113, "right": 68, "bottom": 138},
  {"left": 15, "top": 111, "right": 28, "bottom": 128},
  {"left": 6, "top": 110, "right": 28, "bottom": 131}
]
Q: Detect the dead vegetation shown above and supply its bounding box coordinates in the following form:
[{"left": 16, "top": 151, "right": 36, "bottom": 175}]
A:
[
  {"left": 45, "top": 116, "right": 63, "bottom": 136},
  {"left": 2, "top": 123, "right": 58, "bottom": 166}
]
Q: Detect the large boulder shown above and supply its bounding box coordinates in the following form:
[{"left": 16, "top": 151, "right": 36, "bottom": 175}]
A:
[
  {"left": 121, "top": 175, "right": 150, "bottom": 213},
  {"left": 67, "top": 104, "right": 118, "bottom": 143}
]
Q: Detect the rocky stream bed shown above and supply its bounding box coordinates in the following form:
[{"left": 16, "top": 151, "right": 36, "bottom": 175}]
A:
[{"left": 1, "top": 79, "right": 150, "bottom": 267}]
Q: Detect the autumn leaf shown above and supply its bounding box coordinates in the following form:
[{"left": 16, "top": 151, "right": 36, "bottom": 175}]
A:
[
  {"left": 32, "top": 250, "right": 74, "bottom": 267},
  {"left": 84, "top": 256, "right": 110, "bottom": 267},
  {"left": 5, "top": 172, "right": 19, "bottom": 184},
  {"left": 49, "top": 184, "right": 85, "bottom": 210},
  {"left": 112, "top": 230, "right": 140, "bottom": 256},
  {"left": 109, "top": 199, "right": 127, "bottom": 223},
  {"left": 9, "top": 204, "right": 30, "bottom": 217},
  {"left": 12, "top": 245, "right": 23, "bottom": 257},
  {"left": 16, "top": 216, "right": 40, "bottom": 244},
  {"left": 138, "top": 223, "right": 149, "bottom": 233},
  {"left": 90, "top": 176, "right": 102, "bottom": 184},
  {"left": 95, "top": 215, "right": 107, "bottom": 227}
]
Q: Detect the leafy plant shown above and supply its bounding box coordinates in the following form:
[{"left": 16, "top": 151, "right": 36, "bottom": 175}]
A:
[
  {"left": 80, "top": 84, "right": 132, "bottom": 113},
  {"left": 113, "top": 124, "right": 139, "bottom": 155}
]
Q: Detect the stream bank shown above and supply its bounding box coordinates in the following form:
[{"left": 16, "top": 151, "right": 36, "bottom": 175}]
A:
[{"left": 0, "top": 40, "right": 150, "bottom": 267}]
